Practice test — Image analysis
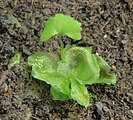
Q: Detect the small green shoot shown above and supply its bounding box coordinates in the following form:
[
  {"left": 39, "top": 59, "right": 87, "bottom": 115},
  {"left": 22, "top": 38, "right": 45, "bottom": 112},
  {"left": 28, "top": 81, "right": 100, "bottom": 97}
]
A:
[
  {"left": 28, "top": 14, "right": 117, "bottom": 108},
  {"left": 8, "top": 53, "right": 21, "bottom": 70},
  {"left": 40, "top": 14, "right": 82, "bottom": 54},
  {"left": 40, "top": 14, "right": 82, "bottom": 41}
]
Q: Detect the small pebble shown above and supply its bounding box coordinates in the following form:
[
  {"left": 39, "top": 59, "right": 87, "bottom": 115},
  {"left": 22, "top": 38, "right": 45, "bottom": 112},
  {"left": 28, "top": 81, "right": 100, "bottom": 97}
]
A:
[
  {"left": 3, "top": 83, "right": 8, "bottom": 93},
  {"left": 103, "top": 34, "right": 108, "bottom": 39},
  {"left": 112, "top": 65, "right": 116, "bottom": 70}
]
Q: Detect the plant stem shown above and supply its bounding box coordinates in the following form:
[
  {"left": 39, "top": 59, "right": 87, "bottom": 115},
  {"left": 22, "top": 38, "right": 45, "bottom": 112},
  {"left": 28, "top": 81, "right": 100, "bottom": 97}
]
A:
[{"left": 58, "top": 36, "right": 64, "bottom": 58}]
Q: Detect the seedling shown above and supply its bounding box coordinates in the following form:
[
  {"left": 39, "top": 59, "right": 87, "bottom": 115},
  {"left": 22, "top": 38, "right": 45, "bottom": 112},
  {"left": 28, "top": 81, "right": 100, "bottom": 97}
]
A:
[
  {"left": 8, "top": 53, "right": 21, "bottom": 70},
  {"left": 28, "top": 14, "right": 117, "bottom": 108}
]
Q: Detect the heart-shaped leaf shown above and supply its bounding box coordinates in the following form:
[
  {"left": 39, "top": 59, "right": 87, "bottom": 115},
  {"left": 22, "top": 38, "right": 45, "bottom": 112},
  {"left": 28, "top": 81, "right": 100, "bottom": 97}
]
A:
[{"left": 40, "top": 14, "right": 82, "bottom": 41}]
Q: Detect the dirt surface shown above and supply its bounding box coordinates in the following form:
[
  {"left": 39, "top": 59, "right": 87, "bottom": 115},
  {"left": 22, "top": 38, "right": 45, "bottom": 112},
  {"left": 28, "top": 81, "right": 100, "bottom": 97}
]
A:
[{"left": 0, "top": 0, "right": 133, "bottom": 120}]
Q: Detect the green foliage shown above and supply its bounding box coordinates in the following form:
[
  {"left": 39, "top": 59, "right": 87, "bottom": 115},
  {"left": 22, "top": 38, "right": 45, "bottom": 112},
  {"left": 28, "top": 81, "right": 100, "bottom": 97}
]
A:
[
  {"left": 28, "top": 46, "right": 116, "bottom": 108},
  {"left": 40, "top": 14, "right": 82, "bottom": 41},
  {"left": 28, "top": 14, "right": 117, "bottom": 108},
  {"left": 8, "top": 53, "right": 21, "bottom": 70}
]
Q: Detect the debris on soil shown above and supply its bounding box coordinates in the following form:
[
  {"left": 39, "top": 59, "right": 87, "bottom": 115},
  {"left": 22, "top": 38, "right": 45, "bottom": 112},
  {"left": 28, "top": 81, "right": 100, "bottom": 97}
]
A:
[
  {"left": 0, "top": 71, "right": 7, "bottom": 85},
  {"left": 95, "top": 102, "right": 110, "bottom": 113}
]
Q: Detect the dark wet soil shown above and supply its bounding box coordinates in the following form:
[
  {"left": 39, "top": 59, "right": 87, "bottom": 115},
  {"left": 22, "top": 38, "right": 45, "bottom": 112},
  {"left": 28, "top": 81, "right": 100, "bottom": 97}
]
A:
[{"left": 0, "top": 0, "right": 133, "bottom": 120}]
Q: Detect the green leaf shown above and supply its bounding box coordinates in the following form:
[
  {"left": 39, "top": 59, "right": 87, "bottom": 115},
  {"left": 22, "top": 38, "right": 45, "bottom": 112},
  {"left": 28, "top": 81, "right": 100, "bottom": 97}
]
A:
[
  {"left": 95, "top": 54, "right": 110, "bottom": 72},
  {"left": 95, "top": 73, "right": 117, "bottom": 84},
  {"left": 50, "top": 87, "right": 71, "bottom": 101},
  {"left": 70, "top": 79, "right": 90, "bottom": 108},
  {"left": 93, "top": 54, "right": 117, "bottom": 84},
  {"left": 32, "top": 66, "right": 71, "bottom": 95},
  {"left": 28, "top": 52, "right": 70, "bottom": 95},
  {"left": 58, "top": 46, "right": 100, "bottom": 85},
  {"left": 40, "top": 14, "right": 82, "bottom": 41},
  {"left": 28, "top": 52, "right": 57, "bottom": 72},
  {"left": 8, "top": 53, "right": 21, "bottom": 70},
  {"left": 28, "top": 46, "right": 117, "bottom": 108}
]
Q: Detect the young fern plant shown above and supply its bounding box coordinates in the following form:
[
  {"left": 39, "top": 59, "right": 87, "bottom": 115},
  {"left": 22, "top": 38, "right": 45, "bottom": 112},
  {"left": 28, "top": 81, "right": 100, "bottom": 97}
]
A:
[{"left": 28, "top": 14, "right": 117, "bottom": 108}]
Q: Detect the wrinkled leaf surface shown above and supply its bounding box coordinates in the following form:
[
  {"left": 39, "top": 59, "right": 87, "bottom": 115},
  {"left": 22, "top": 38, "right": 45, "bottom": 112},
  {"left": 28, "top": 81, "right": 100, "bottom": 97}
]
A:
[{"left": 28, "top": 46, "right": 117, "bottom": 107}]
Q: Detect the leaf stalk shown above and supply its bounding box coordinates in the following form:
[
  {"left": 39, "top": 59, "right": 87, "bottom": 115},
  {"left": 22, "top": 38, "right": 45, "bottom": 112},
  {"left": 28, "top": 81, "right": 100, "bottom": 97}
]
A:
[{"left": 58, "top": 35, "right": 64, "bottom": 59}]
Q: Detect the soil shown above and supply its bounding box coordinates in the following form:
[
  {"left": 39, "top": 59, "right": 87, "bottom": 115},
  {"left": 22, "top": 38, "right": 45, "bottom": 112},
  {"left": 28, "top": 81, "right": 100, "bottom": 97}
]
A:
[{"left": 0, "top": 0, "right": 133, "bottom": 120}]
